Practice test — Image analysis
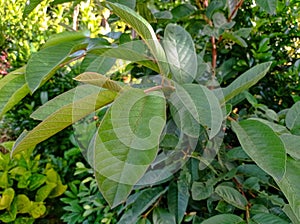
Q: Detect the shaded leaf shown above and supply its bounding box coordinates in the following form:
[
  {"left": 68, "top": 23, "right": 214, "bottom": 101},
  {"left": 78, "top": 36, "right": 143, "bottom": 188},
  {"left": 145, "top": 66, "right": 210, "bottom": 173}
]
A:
[
  {"left": 163, "top": 24, "right": 197, "bottom": 83},
  {"left": 201, "top": 214, "right": 243, "bottom": 224},
  {"left": 12, "top": 86, "right": 117, "bottom": 156},
  {"left": 283, "top": 204, "right": 300, "bottom": 224},
  {"left": 231, "top": 119, "right": 286, "bottom": 181},
  {"left": 171, "top": 3, "right": 196, "bottom": 20},
  {"left": 280, "top": 134, "right": 300, "bottom": 160},
  {"left": 80, "top": 54, "right": 116, "bottom": 74},
  {"left": 153, "top": 207, "right": 176, "bottom": 224},
  {"left": 215, "top": 185, "right": 247, "bottom": 210},
  {"left": 256, "top": 0, "right": 277, "bottom": 14},
  {"left": 192, "top": 182, "right": 213, "bottom": 201},
  {"left": 286, "top": 101, "right": 300, "bottom": 134},
  {"left": 0, "top": 67, "right": 29, "bottom": 118},
  {"left": 222, "top": 62, "right": 272, "bottom": 103},
  {"left": 252, "top": 213, "right": 289, "bottom": 224}
]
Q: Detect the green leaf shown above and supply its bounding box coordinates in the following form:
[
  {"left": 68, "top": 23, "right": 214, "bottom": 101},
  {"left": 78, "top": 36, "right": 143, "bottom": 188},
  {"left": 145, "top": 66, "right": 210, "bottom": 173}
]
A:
[
  {"left": 91, "top": 88, "right": 166, "bottom": 207},
  {"left": 11, "top": 86, "right": 117, "bottom": 156},
  {"left": 206, "top": 0, "right": 226, "bottom": 19},
  {"left": 29, "top": 202, "right": 46, "bottom": 218},
  {"left": 252, "top": 213, "right": 289, "bottom": 224},
  {"left": 105, "top": 2, "right": 169, "bottom": 76},
  {"left": 255, "top": 0, "right": 277, "bottom": 14},
  {"left": 215, "top": 185, "right": 247, "bottom": 210},
  {"left": 283, "top": 204, "right": 300, "bottom": 224},
  {"left": 222, "top": 62, "right": 272, "bottom": 103},
  {"left": 163, "top": 24, "right": 197, "bottom": 83},
  {"left": 15, "top": 195, "right": 31, "bottom": 214},
  {"left": 118, "top": 187, "right": 167, "bottom": 222},
  {"left": 249, "top": 118, "right": 289, "bottom": 135},
  {"left": 80, "top": 54, "right": 116, "bottom": 74},
  {"left": 74, "top": 72, "right": 123, "bottom": 92},
  {"left": 201, "top": 214, "right": 243, "bottom": 224},
  {"left": 280, "top": 134, "right": 300, "bottom": 160},
  {"left": 192, "top": 182, "right": 213, "bottom": 201},
  {"left": 231, "top": 119, "right": 286, "bottom": 181},
  {"left": 276, "top": 158, "right": 300, "bottom": 221},
  {"left": 153, "top": 208, "right": 176, "bottom": 224},
  {"left": 23, "top": 0, "right": 44, "bottom": 17},
  {"left": 286, "top": 101, "right": 300, "bottom": 134},
  {"left": 107, "top": 0, "right": 136, "bottom": 9},
  {"left": 0, "top": 188, "right": 15, "bottom": 210},
  {"left": 222, "top": 31, "right": 248, "bottom": 47},
  {"left": 172, "top": 84, "right": 223, "bottom": 139},
  {"left": 35, "top": 183, "right": 57, "bottom": 202},
  {"left": 168, "top": 170, "right": 190, "bottom": 223},
  {"left": 26, "top": 40, "right": 87, "bottom": 93},
  {"left": 171, "top": 3, "right": 197, "bottom": 20},
  {"left": 0, "top": 67, "right": 30, "bottom": 118}
]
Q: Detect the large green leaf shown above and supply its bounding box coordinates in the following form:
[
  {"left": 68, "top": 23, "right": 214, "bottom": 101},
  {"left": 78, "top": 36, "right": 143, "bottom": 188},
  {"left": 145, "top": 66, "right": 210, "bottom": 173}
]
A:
[
  {"left": 11, "top": 86, "right": 117, "bottom": 156},
  {"left": 276, "top": 158, "right": 300, "bottom": 221},
  {"left": 285, "top": 101, "right": 300, "bottom": 134},
  {"left": 80, "top": 54, "right": 116, "bottom": 74},
  {"left": 201, "top": 214, "right": 243, "bottom": 224},
  {"left": 231, "top": 119, "right": 286, "bottom": 181},
  {"left": 118, "top": 187, "right": 167, "bottom": 222},
  {"left": 74, "top": 72, "right": 123, "bottom": 92},
  {"left": 0, "top": 67, "right": 30, "bottom": 118},
  {"left": 26, "top": 40, "right": 88, "bottom": 93},
  {"left": 215, "top": 185, "right": 247, "bottom": 210},
  {"left": 171, "top": 84, "right": 223, "bottom": 139},
  {"left": 107, "top": 0, "right": 136, "bottom": 9},
  {"left": 255, "top": 0, "right": 277, "bottom": 14},
  {"left": 90, "top": 88, "right": 166, "bottom": 207},
  {"left": 222, "top": 62, "right": 272, "bottom": 103},
  {"left": 280, "top": 134, "right": 300, "bottom": 160},
  {"left": 105, "top": 2, "right": 169, "bottom": 76},
  {"left": 283, "top": 204, "right": 300, "bottom": 224},
  {"left": 252, "top": 213, "right": 289, "bottom": 224},
  {"left": 163, "top": 24, "right": 197, "bottom": 83}
]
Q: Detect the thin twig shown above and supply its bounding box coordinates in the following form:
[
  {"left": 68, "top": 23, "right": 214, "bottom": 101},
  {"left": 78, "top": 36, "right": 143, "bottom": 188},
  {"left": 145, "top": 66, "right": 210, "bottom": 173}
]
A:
[{"left": 228, "top": 0, "right": 244, "bottom": 22}]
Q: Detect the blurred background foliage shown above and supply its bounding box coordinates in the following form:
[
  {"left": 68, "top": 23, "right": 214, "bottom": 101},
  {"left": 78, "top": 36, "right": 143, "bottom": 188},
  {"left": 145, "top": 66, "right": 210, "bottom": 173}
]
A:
[{"left": 0, "top": 0, "right": 299, "bottom": 223}]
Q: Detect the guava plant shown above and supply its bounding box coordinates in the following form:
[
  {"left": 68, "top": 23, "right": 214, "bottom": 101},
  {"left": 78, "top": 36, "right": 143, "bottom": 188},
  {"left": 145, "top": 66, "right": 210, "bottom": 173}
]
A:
[{"left": 1, "top": 0, "right": 300, "bottom": 223}]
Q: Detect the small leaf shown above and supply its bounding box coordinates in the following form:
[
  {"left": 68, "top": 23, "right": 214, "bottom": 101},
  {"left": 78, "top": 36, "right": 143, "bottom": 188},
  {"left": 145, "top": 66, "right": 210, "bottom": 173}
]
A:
[
  {"left": 74, "top": 72, "right": 123, "bottom": 92},
  {"left": 23, "top": 0, "right": 44, "bottom": 17},
  {"left": 215, "top": 185, "right": 248, "bottom": 210},
  {"left": 231, "top": 119, "right": 286, "bottom": 181},
  {"left": 171, "top": 4, "right": 196, "bottom": 20},
  {"left": 12, "top": 86, "right": 117, "bottom": 156},
  {"left": 201, "top": 214, "right": 243, "bottom": 224},
  {"left": 15, "top": 194, "right": 31, "bottom": 213},
  {"left": 80, "top": 54, "right": 116, "bottom": 74},
  {"left": 222, "top": 62, "right": 272, "bottom": 103},
  {"left": 192, "top": 182, "right": 213, "bottom": 201},
  {"left": 286, "top": 101, "right": 300, "bottom": 134},
  {"left": 29, "top": 202, "right": 46, "bottom": 218},
  {"left": 35, "top": 183, "right": 57, "bottom": 202},
  {"left": 255, "top": 0, "right": 277, "bottom": 14},
  {"left": 0, "top": 188, "right": 15, "bottom": 210}
]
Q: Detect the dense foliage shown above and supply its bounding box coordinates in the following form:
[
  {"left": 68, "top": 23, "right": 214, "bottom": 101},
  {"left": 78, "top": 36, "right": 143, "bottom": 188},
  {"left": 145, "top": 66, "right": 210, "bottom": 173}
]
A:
[{"left": 0, "top": 0, "right": 300, "bottom": 223}]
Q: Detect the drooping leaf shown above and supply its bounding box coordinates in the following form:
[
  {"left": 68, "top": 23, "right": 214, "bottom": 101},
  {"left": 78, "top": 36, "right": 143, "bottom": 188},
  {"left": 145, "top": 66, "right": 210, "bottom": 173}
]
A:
[
  {"left": 105, "top": 2, "right": 169, "bottom": 76},
  {"left": 11, "top": 86, "right": 117, "bottom": 156},
  {"left": 286, "top": 101, "right": 300, "bottom": 134},
  {"left": 201, "top": 214, "right": 243, "bottom": 224},
  {"left": 215, "top": 185, "right": 247, "bottom": 210},
  {"left": 23, "top": 0, "right": 44, "bottom": 18},
  {"left": 0, "top": 67, "right": 30, "bottom": 118},
  {"left": 280, "top": 134, "right": 300, "bottom": 160},
  {"left": 276, "top": 158, "right": 300, "bottom": 221},
  {"left": 222, "top": 62, "right": 272, "bottom": 103},
  {"left": 91, "top": 88, "right": 166, "bottom": 207},
  {"left": 26, "top": 39, "right": 88, "bottom": 93},
  {"left": 231, "top": 119, "right": 286, "bottom": 181},
  {"left": 252, "top": 213, "right": 289, "bottom": 224},
  {"left": 172, "top": 84, "right": 223, "bottom": 139},
  {"left": 255, "top": 0, "right": 277, "bottom": 14},
  {"left": 153, "top": 208, "right": 176, "bottom": 224},
  {"left": 163, "top": 24, "right": 197, "bottom": 83},
  {"left": 118, "top": 187, "right": 167, "bottom": 222},
  {"left": 74, "top": 72, "right": 123, "bottom": 92}
]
